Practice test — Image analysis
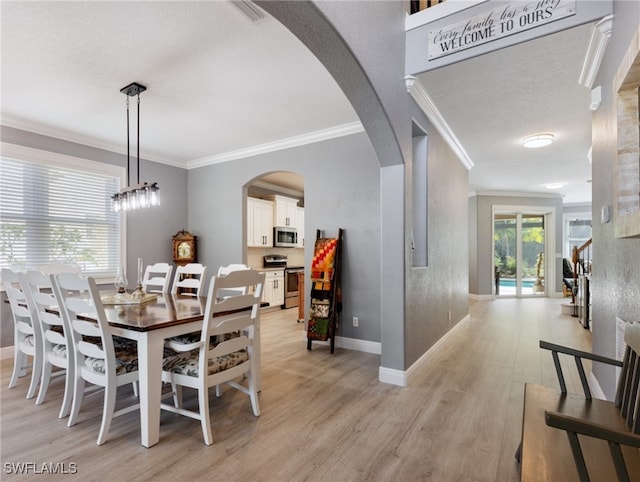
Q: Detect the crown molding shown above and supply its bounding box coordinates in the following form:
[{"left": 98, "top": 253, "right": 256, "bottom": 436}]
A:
[
  {"left": 474, "top": 190, "right": 563, "bottom": 199},
  {"left": 0, "top": 141, "right": 123, "bottom": 177},
  {"left": 405, "top": 76, "right": 474, "bottom": 170},
  {"left": 251, "top": 180, "right": 303, "bottom": 199},
  {"left": 187, "top": 121, "right": 364, "bottom": 169},
  {"left": 1, "top": 117, "right": 184, "bottom": 168},
  {"left": 578, "top": 15, "right": 613, "bottom": 89},
  {"left": 2, "top": 117, "right": 364, "bottom": 171}
]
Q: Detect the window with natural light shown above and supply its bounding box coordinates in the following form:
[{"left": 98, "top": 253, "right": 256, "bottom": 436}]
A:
[
  {"left": 564, "top": 216, "right": 592, "bottom": 259},
  {"left": 0, "top": 145, "right": 123, "bottom": 278}
]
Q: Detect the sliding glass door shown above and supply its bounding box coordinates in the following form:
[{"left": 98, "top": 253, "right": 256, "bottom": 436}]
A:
[{"left": 494, "top": 212, "right": 546, "bottom": 297}]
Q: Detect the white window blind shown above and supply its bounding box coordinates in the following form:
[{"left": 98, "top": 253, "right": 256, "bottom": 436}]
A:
[{"left": 0, "top": 149, "right": 122, "bottom": 277}]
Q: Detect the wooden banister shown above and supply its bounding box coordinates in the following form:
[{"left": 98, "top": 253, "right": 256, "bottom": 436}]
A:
[
  {"left": 410, "top": 0, "right": 446, "bottom": 14},
  {"left": 570, "top": 238, "right": 592, "bottom": 304}
]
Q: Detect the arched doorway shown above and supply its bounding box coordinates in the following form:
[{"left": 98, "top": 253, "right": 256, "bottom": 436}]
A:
[
  {"left": 256, "top": 1, "right": 408, "bottom": 375},
  {"left": 245, "top": 171, "right": 305, "bottom": 313}
]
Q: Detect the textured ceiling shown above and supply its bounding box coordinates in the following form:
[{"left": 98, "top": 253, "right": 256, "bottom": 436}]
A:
[
  {"left": 1, "top": 2, "right": 593, "bottom": 204},
  {"left": 418, "top": 22, "right": 594, "bottom": 205},
  {"left": 0, "top": 1, "right": 358, "bottom": 167}
]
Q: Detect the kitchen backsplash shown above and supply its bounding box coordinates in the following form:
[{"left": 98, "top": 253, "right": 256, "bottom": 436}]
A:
[{"left": 248, "top": 247, "right": 304, "bottom": 269}]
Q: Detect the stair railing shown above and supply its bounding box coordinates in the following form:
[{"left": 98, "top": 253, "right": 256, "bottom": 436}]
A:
[
  {"left": 571, "top": 238, "right": 592, "bottom": 304},
  {"left": 410, "top": 0, "right": 446, "bottom": 14}
]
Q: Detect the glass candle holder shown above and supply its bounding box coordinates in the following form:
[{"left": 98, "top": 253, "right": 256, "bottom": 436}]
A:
[
  {"left": 131, "top": 257, "right": 146, "bottom": 299},
  {"left": 114, "top": 266, "right": 127, "bottom": 299}
]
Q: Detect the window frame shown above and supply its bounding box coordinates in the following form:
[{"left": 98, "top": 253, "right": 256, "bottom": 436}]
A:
[
  {"left": 562, "top": 211, "right": 592, "bottom": 259},
  {"left": 0, "top": 142, "right": 126, "bottom": 286}
]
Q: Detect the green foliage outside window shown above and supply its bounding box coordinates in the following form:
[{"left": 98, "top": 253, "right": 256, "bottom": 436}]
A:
[
  {"left": 49, "top": 226, "right": 97, "bottom": 265},
  {"left": 494, "top": 217, "right": 544, "bottom": 279},
  {"left": 0, "top": 223, "right": 26, "bottom": 269}
]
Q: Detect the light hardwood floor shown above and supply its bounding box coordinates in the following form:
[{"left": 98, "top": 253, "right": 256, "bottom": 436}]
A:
[{"left": 1, "top": 297, "right": 594, "bottom": 481}]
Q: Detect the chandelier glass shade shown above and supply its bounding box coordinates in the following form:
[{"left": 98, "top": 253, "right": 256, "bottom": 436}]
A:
[
  {"left": 111, "top": 82, "right": 160, "bottom": 212},
  {"left": 111, "top": 182, "right": 159, "bottom": 212}
]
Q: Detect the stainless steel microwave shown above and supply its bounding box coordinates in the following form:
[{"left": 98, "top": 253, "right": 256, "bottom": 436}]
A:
[{"left": 274, "top": 226, "right": 297, "bottom": 247}]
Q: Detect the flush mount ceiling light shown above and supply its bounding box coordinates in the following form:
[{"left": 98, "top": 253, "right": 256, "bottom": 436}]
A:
[
  {"left": 522, "top": 133, "right": 554, "bottom": 148},
  {"left": 545, "top": 182, "right": 565, "bottom": 189},
  {"left": 111, "top": 82, "right": 159, "bottom": 212}
]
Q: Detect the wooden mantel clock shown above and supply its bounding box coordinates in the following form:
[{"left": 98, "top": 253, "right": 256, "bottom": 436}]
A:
[{"left": 172, "top": 230, "right": 197, "bottom": 266}]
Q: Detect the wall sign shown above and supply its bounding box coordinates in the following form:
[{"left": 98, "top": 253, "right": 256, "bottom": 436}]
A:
[{"left": 428, "top": 0, "right": 576, "bottom": 60}]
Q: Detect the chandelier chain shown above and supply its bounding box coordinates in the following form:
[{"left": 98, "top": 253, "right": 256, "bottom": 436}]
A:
[{"left": 111, "top": 81, "right": 159, "bottom": 212}]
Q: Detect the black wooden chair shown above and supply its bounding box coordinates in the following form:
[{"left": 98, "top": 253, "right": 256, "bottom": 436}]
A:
[
  {"left": 520, "top": 322, "right": 640, "bottom": 481},
  {"left": 540, "top": 322, "right": 640, "bottom": 481}
]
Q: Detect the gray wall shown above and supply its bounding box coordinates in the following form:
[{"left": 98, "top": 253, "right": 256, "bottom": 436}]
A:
[
  {"left": 591, "top": 0, "right": 640, "bottom": 398},
  {"left": 2, "top": 1, "right": 475, "bottom": 378},
  {"left": 469, "top": 194, "right": 564, "bottom": 297},
  {"left": 405, "top": 100, "right": 470, "bottom": 367},
  {"left": 187, "top": 131, "right": 381, "bottom": 343},
  {"left": 258, "top": 1, "right": 410, "bottom": 369},
  {"left": 468, "top": 195, "right": 479, "bottom": 294},
  {"left": 0, "top": 126, "right": 188, "bottom": 348},
  {"left": 563, "top": 203, "right": 592, "bottom": 216},
  {"left": 263, "top": 1, "right": 471, "bottom": 371}
]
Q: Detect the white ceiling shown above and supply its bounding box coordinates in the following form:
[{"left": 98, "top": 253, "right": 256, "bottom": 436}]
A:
[
  {"left": 1, "top": 2, "right": 593, "bottom": 204},
  {"left": 417, "top": 22, "right": 594, "bottom": 205}
]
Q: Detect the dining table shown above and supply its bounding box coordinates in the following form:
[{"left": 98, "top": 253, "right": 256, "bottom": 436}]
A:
[{"left": 100, "top": 292, "right": 262, "bottom": 448}]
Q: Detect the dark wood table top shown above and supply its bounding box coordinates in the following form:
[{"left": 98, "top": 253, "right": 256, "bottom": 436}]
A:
[
  {"left": 101, "top": 293, "right": 207, "bottom": 332},
  {"left": 6, "top": 290, "right": 266, "bottom": 333}
]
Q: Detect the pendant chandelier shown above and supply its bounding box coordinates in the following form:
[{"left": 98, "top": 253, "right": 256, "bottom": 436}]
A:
[{"left": 111, "top": 82, "right": 159, "bottom": 212}]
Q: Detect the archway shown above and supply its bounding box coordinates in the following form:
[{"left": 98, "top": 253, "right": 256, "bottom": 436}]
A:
[{"left": 255, "top": 1, "right": 408, "bottom": 375}]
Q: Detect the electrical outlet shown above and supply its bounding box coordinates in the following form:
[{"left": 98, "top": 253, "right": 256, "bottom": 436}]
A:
[
  {"left": 448, "top": 310, "right": 452, "bottom": 321},
  {"left": 352, "top": 316, "right": 359, "bottom": 327}
]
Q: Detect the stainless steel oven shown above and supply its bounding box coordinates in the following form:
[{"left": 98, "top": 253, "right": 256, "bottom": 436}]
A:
[{"left": 284, "top": 267, "right": 304, "bottom": 309}]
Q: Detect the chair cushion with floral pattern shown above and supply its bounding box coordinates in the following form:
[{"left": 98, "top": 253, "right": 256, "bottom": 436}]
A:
[
  {"left": 162, "top": 346, "right": 248, "bottom": 378},
  {"left": 166, "top": 332, "right": 200, "bottom": 346},
  {"left": 113, "top": 335, "right": 137, "bottom": 350},
  {"left": 82, "top": 345, "right": 139, "bottom": 376},
  {"left": 166, "top": 331, "right": 241, "bottom": 350},
  {"left": 51, "top": 344, "right": 67, "bottom": 358}
]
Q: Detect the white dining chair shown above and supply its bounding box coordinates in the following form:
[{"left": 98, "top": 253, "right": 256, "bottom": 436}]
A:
[
  {"left": 217, "top": 264, "right": 251, "bottom": 297},
  {"left": 142, "top": 262, "right": 173, "bottom": 293},
  {"left": 171, "top": 263, "right": 207, "bottom": 297},
  {"left": 161, "top": 269, "right": 265, "bottom": 445},
  {"left": 52, "top": 272, "right": 140, "bottom": 445},
  {"left": 3, "top": 268, "right": 43, "bottom": 400},
  {"left": 23, "top": 271, "right": 74, "bottom": 418}
]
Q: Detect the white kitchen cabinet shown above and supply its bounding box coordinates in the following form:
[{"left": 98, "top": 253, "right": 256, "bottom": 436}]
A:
[
  {"left": 247, "top": 197, "right": 274, "bottom": 247},
  {"left": 259, "top": 270, "right": 284, "bottom": 307},
  {"left": 270, "top": 195, "right": 299, "bottom": 228},
  {"left": 295, "top": 206, "right": 304, "bottom": 247}
]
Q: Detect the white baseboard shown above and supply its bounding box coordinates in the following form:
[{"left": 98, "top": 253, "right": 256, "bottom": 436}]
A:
[
  {"left": 335, "top": 336, "right": 381, "bottom": 354},
  {"left": 406, "top": 314, "right": 470, "bottom": 385},
  {"left": 379, "top": 366, "right": 407, "bottom": 387},
  {"left": 378, "top": 314, "right": 471, "bottom": 387},
  {"left": 588, "top": 371, "right": 607, "bottom": 400},
  {"left": 469, "top": 293, "right": 493, "bottom": 300},
  {"left": 300, "top": 333, "right": 382, "bottom": 355}
]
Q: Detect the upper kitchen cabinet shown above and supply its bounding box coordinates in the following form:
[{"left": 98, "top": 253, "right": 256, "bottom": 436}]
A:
[
  {"left": 269, "top": 195, "right": 299, "bottom": 228},
  {"left": 247, "top": 197, "right": 274, "bottom": 247}
]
